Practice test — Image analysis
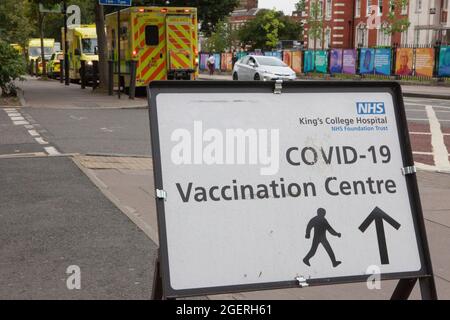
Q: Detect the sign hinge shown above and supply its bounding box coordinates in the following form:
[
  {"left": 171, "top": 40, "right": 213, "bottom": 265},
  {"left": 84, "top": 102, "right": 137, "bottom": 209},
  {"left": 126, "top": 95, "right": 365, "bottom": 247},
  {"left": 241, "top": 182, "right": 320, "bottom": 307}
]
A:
[
  {"left": 295, "top": 276, "right": 309, "bottom": 288},
  {"left": 274, "top": 80, "right": 283, "bottom": 94},
  {"left": 156, "top": 189, "right": 167, "bottom": 201},
  {"left": 401, "top": 166, "right": 417, "bottom": 176}
]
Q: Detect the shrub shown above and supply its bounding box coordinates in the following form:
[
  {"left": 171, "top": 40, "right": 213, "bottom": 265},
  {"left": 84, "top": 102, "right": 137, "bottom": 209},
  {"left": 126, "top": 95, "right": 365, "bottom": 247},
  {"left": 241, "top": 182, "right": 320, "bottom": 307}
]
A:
[{"left": 0, "top": 41, "right": 26, "bottom": 97}]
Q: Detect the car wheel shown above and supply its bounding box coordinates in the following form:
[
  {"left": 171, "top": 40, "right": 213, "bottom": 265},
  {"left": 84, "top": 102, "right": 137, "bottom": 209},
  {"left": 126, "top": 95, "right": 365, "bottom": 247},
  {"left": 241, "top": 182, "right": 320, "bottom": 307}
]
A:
[
  {"left": 233, "top": 72, "right": 238, "bottom": 80},
  {"left": 254, "top": 73, "right": 260, "bottom": 81}
]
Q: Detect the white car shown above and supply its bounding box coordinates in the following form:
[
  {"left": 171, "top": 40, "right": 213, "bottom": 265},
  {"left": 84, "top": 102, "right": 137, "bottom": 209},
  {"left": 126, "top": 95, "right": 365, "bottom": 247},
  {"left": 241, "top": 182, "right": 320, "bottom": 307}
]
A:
[{"left": 232, "top": 55, "right": 297, "bottom": 81}]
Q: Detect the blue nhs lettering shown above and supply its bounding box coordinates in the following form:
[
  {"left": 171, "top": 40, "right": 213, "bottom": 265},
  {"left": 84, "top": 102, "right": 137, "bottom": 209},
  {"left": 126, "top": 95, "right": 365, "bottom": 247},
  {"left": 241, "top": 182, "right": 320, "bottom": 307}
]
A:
[{"left": 356, "top": 102, "right": 385, "bottom": 115}]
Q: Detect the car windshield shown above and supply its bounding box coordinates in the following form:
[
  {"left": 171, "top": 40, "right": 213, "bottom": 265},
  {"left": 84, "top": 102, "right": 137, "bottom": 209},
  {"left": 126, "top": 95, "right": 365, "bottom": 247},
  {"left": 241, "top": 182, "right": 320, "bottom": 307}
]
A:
[
  {"left": 29, "top": 46, "right": 53, "bottom": 56},
  {"left": 255, "top": 56, "right": 287, "bottom": 67},
  {"left": 81, "top": 38, "right": 98, "bottom": 54},
  {"left": 56, "top": 54, "right": 64, "bottom": 60}
]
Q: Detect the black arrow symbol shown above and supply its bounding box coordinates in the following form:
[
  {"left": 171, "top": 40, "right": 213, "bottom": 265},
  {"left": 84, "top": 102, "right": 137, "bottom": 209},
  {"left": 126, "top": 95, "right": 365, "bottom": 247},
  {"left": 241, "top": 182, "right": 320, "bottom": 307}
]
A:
[{"left": 359, "top": 207, "right": 401, "bottom": 265}]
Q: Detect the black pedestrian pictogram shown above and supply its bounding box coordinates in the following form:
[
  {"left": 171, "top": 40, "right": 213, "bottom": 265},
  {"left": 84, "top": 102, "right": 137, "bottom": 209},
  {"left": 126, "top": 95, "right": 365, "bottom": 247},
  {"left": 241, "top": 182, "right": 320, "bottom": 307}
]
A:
[{"left": 303, "top": 208, "right": 342, "bottom": 268}]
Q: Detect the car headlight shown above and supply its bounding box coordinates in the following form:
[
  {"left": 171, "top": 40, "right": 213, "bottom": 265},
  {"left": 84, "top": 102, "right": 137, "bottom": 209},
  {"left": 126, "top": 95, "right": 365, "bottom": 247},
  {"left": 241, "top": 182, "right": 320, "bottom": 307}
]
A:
[{"left": 87, "top": 61, "right": 93, "bottom": 66}]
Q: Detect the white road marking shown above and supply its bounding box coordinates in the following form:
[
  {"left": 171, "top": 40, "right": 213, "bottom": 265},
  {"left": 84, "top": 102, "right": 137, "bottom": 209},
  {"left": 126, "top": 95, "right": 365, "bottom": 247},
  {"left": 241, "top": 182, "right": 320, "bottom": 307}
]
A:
[
  {"left": 426, "top": 105, "right": 450, "bottom": 170},
  {"left": 28, "top": 130, "right": 39, "bottom": 137},
  {"left": 24, "top": 124, "right": 34, "bottom": 129},
  {"left": 413, "top": 151, "right": 433, "bottom": 155},
  {"left": 13, "top": 120, "right": 29, "bottom": 125},
  {"left": 101, "top": 127, "right": 114, "bottom": 132},
  {"left": 35, "top": 137, "right": 49, "bottom": 145},
  {"left": 7, "top": 112, "right": 21, "bottom": 117},
  {"left": 44, "top": 147, "right": 61, "bottom": 156},
  {"left": 407, "top": 118, "right": 430, "bottom": 121},
  {"left": 10, "top": 116, "right": 25, "bottom": 121},
  {"left": 4, "top": 108, "right": 17, "bottom": 112}
]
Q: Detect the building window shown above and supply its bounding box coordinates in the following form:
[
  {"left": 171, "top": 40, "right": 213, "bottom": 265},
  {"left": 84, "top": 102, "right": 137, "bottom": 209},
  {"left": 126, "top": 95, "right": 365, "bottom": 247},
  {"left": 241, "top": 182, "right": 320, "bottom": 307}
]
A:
[
  {"left": 366, "top": 0, "right": 371, "bottom": 16},
  {"left": 325, "top": 28, "right": 331, "bottom": 48},
  {"left": 326, "top": 0, "right": 332, "bottom": 19},
  {"left": 414, "top": 29, "right": 420, "bottom": 45},
  {"left": 378, "top": 0, "right": 383, "bottom": 15},
  {"left": 377, "top": 24, "right": 391, "bottom": 46},
  {"left": 401, "top": 1, "right": 408, "bottom": 14},
  {"left": 416, "top": 0, "right": 422, "bottom": 13},
  {"left": 356, "top": 24, "right": 368, "bottom": 47},
  {"left": 356, "top": 0, "right": 361, "bottom": 17}
]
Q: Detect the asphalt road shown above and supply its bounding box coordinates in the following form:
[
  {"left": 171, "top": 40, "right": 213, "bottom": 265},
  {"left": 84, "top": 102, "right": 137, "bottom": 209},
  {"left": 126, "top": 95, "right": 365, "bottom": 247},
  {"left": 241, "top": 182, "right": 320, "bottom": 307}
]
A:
[
  {"left": 0, "top": 156, "right": 157, "bottom": 299},
  {"left": 25, "top": 108, "right": 151, "bottom": 156}
]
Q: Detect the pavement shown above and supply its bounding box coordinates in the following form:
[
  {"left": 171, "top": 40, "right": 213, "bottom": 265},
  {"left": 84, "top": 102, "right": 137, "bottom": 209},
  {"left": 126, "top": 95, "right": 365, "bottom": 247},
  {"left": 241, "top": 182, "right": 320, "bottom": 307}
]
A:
[
  {"left": 198, "top": 73, "right": 450, "bottom": 100},
  {"left": 18, "top": 76, "right": 147, "bottom": 109}
]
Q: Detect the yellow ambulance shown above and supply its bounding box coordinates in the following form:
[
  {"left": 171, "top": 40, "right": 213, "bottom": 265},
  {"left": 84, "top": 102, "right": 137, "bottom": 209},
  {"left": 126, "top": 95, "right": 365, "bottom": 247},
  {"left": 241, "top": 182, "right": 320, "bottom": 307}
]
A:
[
  {"left": 27, "top": 38, "right": 55, "bottom": 74},
  {"left": 62, "top": 25, "right": 99, "bottom": 82},
  {"left": 105, "top": 6, "right": 199, "bottom": 88}
]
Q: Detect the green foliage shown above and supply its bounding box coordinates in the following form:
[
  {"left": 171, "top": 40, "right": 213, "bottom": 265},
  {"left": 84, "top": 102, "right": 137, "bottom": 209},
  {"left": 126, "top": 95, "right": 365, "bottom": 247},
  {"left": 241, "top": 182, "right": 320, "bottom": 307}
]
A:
[
  {"left": 382, "top": 0, "right": 410, "bottom": 36},
  {"left": 262, "top": 10, "right": 285, "bottom": 48},
  {"left": 295, "top": 0, "right": 306, "bottom": 12},
  {"left": 0, "top": 41, "right": 26, "bottom": 96},
  {"left": 0, "top": 0, "right": 34, "bottom": 48},
  {"left": 238, "top": 9, "right": 302, "bottom": 50},
  {"left": 306, "top": 0, "right": 323, "bottom": 48},
  {"left": 134, "top": 0, "right": 239, "bottom": 36},
  {"left": 203, "top": 20, "right": 235, "bottom": 52}
]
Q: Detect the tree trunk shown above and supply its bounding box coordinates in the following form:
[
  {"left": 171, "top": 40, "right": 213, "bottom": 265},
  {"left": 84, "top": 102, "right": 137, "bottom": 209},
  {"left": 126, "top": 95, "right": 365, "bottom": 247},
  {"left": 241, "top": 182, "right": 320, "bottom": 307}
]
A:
[
  {"left": 39, "top": 11, "right": 47, "bottom": 77},
  {"left": 95, "top": 3, "right": 108, "bottom": 91}
]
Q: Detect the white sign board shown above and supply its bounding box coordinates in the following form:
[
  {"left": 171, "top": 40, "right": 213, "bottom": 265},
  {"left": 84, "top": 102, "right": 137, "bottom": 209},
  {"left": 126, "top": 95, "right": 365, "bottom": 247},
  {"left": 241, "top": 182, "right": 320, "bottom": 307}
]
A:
[{"left": 149, "top": 82, "right": 428, "bottom": 297}]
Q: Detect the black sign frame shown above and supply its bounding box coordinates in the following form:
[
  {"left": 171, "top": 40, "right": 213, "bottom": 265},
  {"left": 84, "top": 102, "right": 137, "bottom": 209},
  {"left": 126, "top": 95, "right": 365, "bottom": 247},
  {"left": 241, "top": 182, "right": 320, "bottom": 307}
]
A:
[{"left": 147, "top": 81, "right": 437, "bottom": 300}]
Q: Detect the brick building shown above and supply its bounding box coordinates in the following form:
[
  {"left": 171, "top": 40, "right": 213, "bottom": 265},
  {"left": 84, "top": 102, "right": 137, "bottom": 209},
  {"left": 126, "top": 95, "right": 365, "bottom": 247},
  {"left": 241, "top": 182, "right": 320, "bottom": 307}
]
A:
[
  {"left": 353, "top": 0, "right": 409, "bottom": 47},
  {"left": 302, "top": 0, "right": 407, "bottom": 48},
  {"left": 229, "top": 0, "right": 260, "bottom": 31},
  {"left": 302, "top": 0, "right": 356, "bottom": 49}
]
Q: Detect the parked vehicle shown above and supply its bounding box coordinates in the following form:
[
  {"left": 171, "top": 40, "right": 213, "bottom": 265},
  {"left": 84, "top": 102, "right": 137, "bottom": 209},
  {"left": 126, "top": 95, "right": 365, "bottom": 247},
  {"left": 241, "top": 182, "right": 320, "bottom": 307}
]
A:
[
  {"left": 47, "top": 52, "right": 64, "bottom": 78},
  {"left": 27, "top": 38, "right": 55, "bottom": 74},
  {"left": 105, "top": 6, "right": 199, "bottom": 89},
  {"left": 232, "top": 55, "right": 296, "bottom": 81},
  {"left": 61, "top": 24, "right": 98, "bottom": 82}
]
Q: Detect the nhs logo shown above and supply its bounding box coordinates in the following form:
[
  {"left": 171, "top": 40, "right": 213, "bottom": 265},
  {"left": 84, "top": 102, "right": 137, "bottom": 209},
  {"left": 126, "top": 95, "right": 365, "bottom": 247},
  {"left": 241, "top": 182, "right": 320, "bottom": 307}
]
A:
[{"left": 356, "top": 102, "right": 385, "bottom": 115}]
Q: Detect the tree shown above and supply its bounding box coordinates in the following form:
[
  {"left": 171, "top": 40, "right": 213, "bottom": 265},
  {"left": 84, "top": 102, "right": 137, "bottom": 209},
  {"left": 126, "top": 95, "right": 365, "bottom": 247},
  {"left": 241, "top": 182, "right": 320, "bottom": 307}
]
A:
[
  {"left": 0, "top": 0, "right": 33, "bottom": 48},
  {"left": 203, "top": 19, "right": 234, "bottom": 52},
  {"left": 306, "top": 0, "right": 323, "bottom": 51},
  {"left": 133, "top": 0, "right": 239, "bottom": 36},
  {"left": 0, "top": 41, "right": 26, "bottom": 96},
  {"left": 381, "top": 0, "right": 410, "bottom": 41},
  {"left": 95, "top": 3, "right": 108, "bottom": 91},
  {"left": 262, "top": 10, "right": 285, "bottom": 48},
  {"left": 295, "top": 0, "right": 306, "bottom": 13},
  {"left": 238, "top": 9, "right": 302, "bottom": 51}
]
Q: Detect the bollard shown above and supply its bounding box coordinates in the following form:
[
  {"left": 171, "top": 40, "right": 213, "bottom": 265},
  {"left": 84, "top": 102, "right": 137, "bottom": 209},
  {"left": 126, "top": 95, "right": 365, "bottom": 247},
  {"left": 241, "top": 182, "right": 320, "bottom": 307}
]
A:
[
  {"left": 60, "top": 60, "right": 64, "bottom": 83},
  {"left": 92, "top": 61, "right": 99, "bottom": 90},
  {"left": 29, "top": 61, "right": 34, "bottom": 76},
  {"left": 129, "top": 60, "right": 137, "bottom": 100},
  {"left": 35, "top": 59, "right": 39, "bottom": 77},
  {"left": 108, "top": 60, "right": 114, "bottom": 96},
  {"left": 80, "top": 60, "right": 86, "bottom": 89}
]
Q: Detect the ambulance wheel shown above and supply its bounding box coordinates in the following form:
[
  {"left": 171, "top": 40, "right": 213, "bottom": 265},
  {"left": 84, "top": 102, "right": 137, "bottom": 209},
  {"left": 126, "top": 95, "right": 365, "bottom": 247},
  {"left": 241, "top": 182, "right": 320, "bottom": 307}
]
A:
[
  {"left": 254, "top": 73, "right": 260, "bottom": 81},
  {"left": 233, "top": 72, "right": 238, "bottom": 80}
]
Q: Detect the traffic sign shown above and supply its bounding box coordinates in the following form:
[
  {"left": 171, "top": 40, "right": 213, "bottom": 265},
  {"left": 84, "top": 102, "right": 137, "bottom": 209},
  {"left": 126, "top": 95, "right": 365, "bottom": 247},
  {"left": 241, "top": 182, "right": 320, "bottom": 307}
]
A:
[
  {"left": 148, "top": 81, "right": 436, "bottom": 299},
  {"left": 99, "top": 0, "right": 132, "bottom": 6}
]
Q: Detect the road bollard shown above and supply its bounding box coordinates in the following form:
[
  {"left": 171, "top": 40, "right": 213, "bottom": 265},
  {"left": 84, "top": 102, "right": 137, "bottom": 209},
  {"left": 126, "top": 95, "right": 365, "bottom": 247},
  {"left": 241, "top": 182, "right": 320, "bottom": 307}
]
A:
[
  {"left": 108, "top": 60, "right": 114, "bottom": 96},
  {"left": 35, "top": 60, "right": 39, "bottom": 77},
  {"left": 60, "top": 60, "right": 64, "bottom": 83},
  {"left": 80, "top": 60, "right": 86, "bottom": 89},
  {"left": 129, "top": 60, "right": 137, "bottom": 100}
]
